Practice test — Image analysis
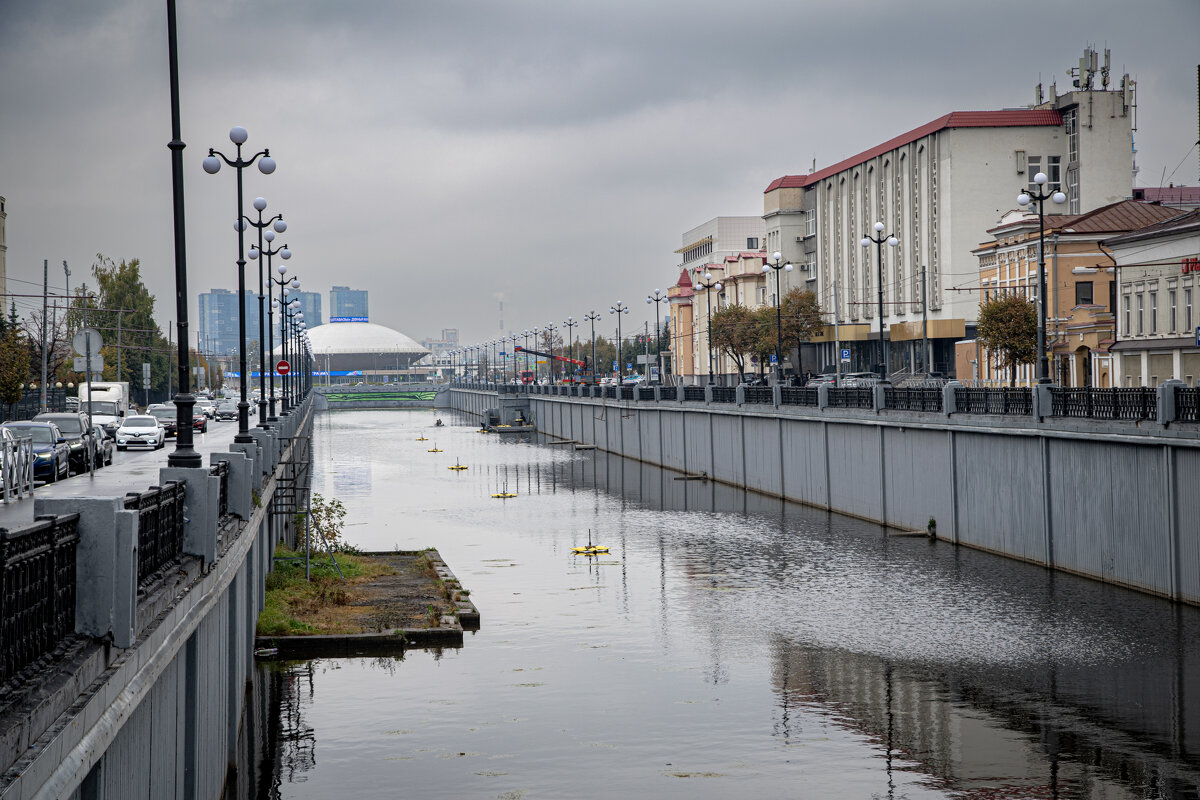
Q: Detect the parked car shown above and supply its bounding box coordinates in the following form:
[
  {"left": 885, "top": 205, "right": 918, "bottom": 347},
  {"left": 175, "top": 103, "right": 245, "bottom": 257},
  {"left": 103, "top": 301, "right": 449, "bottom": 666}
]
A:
[
  {"left": 90, "top": 424, "right": 114, "bottom": 468},
  {"left": 2, "top": 421, "right": 70, "bottom": 483},
  {"left": 33, "top": 411, "right": 93, "bottom": 474},
  {"left": 147, "top": 406, "right": 179, "bottom": 438},
  {"left": 216, "top": 401, "right": 239, "bottom": 420},
  {"left": 841, "top": 372, "right": 881, "bottom": 388},
  {"left": 804, "top": 373, "right": 839, "bottom": 387},
  {"left": 115, "top": 415, "right": 166, "bottom": 450}
]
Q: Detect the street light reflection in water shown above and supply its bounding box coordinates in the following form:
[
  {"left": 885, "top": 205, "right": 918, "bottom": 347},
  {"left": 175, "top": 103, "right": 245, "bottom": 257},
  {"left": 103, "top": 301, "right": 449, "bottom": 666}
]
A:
[{"left": 228, "top": 409, "right": 1200, "bottom": 800}]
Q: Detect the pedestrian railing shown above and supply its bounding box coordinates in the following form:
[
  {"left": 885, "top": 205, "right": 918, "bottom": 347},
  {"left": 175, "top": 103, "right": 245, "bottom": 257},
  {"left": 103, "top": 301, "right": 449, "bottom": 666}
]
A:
[
  {"left": 954, "top": 387, "right": 1033, "bottom": 415},
  {"left": 683, "top": 386, "right": 706, "bottom": 402},
  {"left": 1178, "top": 387, "right": 1200, "bottom": 422},
  {"left": 1050, "top": 387, "right": 1156, "bottom": 421},
  {"left": 124, "top": 482, "right": 186, "bottom": 591},
  {"left": 884, "top": 387, "right": 944, "bottom": 413},
  {"left": 743, "top": 387, "right": 774, "bottom": 404},
  {"left": 659, "top": 386, "right": 678, "bottom": 401},
  {"left": 780, "top": 387, "right": 819, "bottom": 406},
  {"left": 1, "top": 437, "right": 35, "bottom": 501},
  {"left": 210, "top": 460, "right": 230, "bottom": 519},
  {"left": 1, "top": 513, "right": 80, "bottom": 684},
  {"left": 828, "top": 388, "right": 875, "bottom": 409},
  {"left": 637, "top": 387, "right": 656, "bottom": 401},
  {"left": 620, "top": 386, "right": 636, "bottom": 401},
  {"left": 604, "top": 386, "right": 617, "bottom": 400},
  {"left": 711, "top": 387, "right": 736, "bottom": 403}
]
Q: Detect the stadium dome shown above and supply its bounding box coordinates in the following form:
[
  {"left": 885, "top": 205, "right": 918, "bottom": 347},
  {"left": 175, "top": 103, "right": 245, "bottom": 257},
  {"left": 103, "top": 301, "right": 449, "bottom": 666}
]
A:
[{"left": 278, "top": 321, "right": 429, "bottom": 377}]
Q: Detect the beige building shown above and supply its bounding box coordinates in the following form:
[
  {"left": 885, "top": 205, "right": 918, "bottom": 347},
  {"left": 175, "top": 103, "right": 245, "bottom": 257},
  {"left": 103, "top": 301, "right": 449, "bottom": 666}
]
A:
[
  {"left": 1105, "top": 209, "right": 1200, "bottom": 387},
  {"left": 763, "top": 54, "right": 1135, "bottom": 378},
  {"left": 964, "top": 200, "right": 1182, "bottom": 387}
]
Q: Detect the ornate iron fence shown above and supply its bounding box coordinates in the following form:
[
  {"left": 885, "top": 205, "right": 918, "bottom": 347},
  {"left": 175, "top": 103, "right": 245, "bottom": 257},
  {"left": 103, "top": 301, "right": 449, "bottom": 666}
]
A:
[
  {"left": 637, "top": 387, "right": 656, "bottom": 401},
  {"left": 659, "top": 386, "right": 678, "bottom": 401},
  {"left": 683, "top": 386, "right": 706, "bottom": 402},
  {"left": 744, "top": 387, "right": 774, "bottom": 404},
  {"left": 884, "top": 387, "right": 944, "bottom": 413},
  {"left": 954, "top": 387, "right": 1033, "bottom": 416},
  {"left": 620, "top": 386, "right": 635, "bottom": 401},
  {"left": 124, "top": 482, "right": 186, "bottom": 590},
  {"left": 780, "top": 387, "right": 819, "bottom": 406},
  {"left": 1178, "top": 387, "right": 1199, "bottom": 422},
  {"left": 1050, "top": 387, "right": 1156, "bottom": 420},
  {"left": 710, "top": 387, "right": 736, "bottom": 403},
  {"left": 827, "top": 388, "right": 875, "bottom": 409},
  {"left": 210, "top": 460, "right": 230, "bottom": 519},
  {"left": 604, "top": 386, "right": 617, "bottom": 400},
  {"left": 1, "top": 513, "right": 80, "bottom": 684}
]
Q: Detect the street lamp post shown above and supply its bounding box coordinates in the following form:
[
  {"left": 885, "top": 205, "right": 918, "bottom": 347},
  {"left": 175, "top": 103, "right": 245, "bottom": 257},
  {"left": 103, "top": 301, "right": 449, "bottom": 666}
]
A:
[
  {"left": 203, "top": 126, "right": 276, "bottom": 443},
  {"left": 609, "top": 302, "right": 630, "bottom": 381},
  {"left": 646, "top": 290, "right": 667, "bottom": 384},
  {"left": 269, "top": 269, "right": 298, "bottom": 416},
  {"left": 692, "top": 273, "right": 722, "bottom": 384},
  {"left": 249, "top": 212, "right": 290, "bottom": 421},
  {"left": 1017, "top": 172, "right": 1068, "bottom": 383},
  {"left": 563, "top": 317, "right": 579, "bottom": 381},
  {"left": 762, "top": 253, "right": 793, "bottom": 383},
  {"left": 860, "top": 222, "right": 899, "bottom": 382},
  {"left": 544, "top": 323, "right": 559, "bottom": 382},
  {"left": 583, "top": 311, "right": 601, "bottom": 384},
  {"left": 510, "top": 333, "right": 521, "bottom": 382}
]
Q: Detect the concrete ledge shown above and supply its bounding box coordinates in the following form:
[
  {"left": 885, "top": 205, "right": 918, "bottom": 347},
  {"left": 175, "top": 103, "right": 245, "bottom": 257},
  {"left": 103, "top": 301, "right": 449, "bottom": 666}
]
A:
[{"left": 160, "top": 467, "right": 219, "bottom": 565}]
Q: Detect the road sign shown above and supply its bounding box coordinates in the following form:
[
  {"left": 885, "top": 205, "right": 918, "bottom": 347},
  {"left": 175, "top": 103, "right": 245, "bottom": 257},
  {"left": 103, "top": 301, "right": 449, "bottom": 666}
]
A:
[
  {"left": 626, "top": 363, "right": 632, "bottom": 370},
  {"left": 73, "top": 355, "right": 104, "bottom": 373},
  {"left": 769, "top": 354, "right": 778, "bottom": 364},
  {"left": 612, "top": 360, "right": 618, "bottom": 370},
  {"left": 840, "top": 348, "right": 851, "bottom": 362},
  {"left": 277, "top": 360, "right": 291, "bottom": 375},
  {"left": 72, "top": 328, "right": 103, "bottom": 355}
]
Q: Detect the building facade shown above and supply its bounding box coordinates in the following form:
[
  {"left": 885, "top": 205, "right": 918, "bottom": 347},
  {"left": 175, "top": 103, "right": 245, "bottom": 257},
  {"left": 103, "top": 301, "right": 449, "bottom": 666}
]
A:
[
  {"left": 197, "top": 288, "right": 260, "bottom": 357},
  {"left": 295, "top": 290, "right": 323, "bottom": 328},
  {"left": 1106, "top": 210, "right": 1200, "bottom": 387},
  {"left": 329, "top": 285, "right": 368, "bottom": 319},
  {"left": 763, "top": 68, "right": 1134, "bottom": 379}
]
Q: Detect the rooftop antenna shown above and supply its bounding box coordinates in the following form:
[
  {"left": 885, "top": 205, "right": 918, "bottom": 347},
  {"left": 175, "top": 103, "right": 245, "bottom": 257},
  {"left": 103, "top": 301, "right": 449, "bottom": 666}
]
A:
[{"left": 1101, "top": 47, "right": 1111, "bottom": 89}]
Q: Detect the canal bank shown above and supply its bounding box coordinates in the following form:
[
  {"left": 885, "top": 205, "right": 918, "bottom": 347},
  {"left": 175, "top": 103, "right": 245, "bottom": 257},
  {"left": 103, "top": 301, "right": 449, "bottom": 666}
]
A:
[{"left": 232, "top": 409, "right": 1200, "bottom": 799}]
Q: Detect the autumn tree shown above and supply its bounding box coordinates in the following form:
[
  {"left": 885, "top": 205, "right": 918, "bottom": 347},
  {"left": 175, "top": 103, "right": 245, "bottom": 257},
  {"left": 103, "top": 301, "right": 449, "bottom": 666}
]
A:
[
  {"left": 780, "top": 288, "right": 825, "bottom": 376},
  {"left": 976, "top": 294, "right": 1037, "bottom": 386},
  {"left": 708, "top": 304, "right": 758, "bottom": 377},
  {"left": 0, "top": 328, "right": 29, "bottom": 418}
]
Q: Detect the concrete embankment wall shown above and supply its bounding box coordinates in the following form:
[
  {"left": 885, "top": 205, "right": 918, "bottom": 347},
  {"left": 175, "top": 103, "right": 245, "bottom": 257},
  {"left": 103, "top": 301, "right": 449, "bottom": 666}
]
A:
[
  {"left": 449, "top": 388, "right": 1200, "bottom": 605},
  {"left": 313, "top": 385, "right": 436, "bottom": 411}
]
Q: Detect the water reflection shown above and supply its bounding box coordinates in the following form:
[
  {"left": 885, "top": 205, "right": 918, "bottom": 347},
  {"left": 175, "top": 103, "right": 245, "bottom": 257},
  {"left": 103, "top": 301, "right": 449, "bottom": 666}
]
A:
[{"left": 231, "top": 410, "right": 1200, "bottom": 799}]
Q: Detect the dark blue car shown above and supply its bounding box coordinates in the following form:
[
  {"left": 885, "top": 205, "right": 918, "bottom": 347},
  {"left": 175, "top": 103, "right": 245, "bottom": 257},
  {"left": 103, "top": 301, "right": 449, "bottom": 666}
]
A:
[{"left": 2, "top": 421, "right": 70, "bottom": 483}]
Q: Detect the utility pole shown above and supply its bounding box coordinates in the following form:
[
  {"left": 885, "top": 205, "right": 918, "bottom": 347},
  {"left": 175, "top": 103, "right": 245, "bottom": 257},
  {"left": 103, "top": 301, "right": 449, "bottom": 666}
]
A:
[
  {"left": 40, "top": 260, "right": 48, "bottom": 412},
  {"left": 167, "top": 322, "right": 173, "bottom": 397},
  {"left": 116, "top": 310, "right": 123, "bottom": 384},
  {"left": 644, "top": 321, "right": 650, "bottom": 379}
]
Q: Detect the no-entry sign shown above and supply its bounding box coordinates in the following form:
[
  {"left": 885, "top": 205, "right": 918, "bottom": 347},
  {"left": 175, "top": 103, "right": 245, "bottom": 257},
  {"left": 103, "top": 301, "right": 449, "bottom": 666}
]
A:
[{"left": 276, "top": 360, "right": 291, "bottom": 375}]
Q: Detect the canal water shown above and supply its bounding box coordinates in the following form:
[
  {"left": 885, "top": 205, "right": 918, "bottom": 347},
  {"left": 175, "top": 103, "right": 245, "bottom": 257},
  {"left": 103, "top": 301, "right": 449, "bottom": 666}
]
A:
[{"left": 235, "top": 409, "right": 1200, "bottom": 799}]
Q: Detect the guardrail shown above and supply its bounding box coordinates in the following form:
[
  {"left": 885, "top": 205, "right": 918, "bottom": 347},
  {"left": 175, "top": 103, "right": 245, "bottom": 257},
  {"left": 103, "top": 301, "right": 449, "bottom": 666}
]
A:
[
  {"left": 711, "top": 387, "right": 736, "bottom": 403},
  {"left": 781, "top": 387, "right": 819, "bottom": 406},
  {"left": 955, "top": 387, "right": 1033, "bottom": 415},
  {"left": 744, "top": 387, "right": 774, "bottom": 404},
  {"left": 1, "top": 437, "right": 34, "bottom": 502},
  {"left": 1179, "top": 386, "right": 1200, "bottom": 422},
  {"left": 885, "top": 387, "right": 944, "bottom": 413},
  {"left": 683, "top": 386, "right": 706, "bottom": 402},
  {"left": 1050, "top": 387, "right": 1157, "bottom": 421},
  {"left": 0, "top": 513, "right": 80, "bottom": 684},
  {"left": 828, "top": 388, "right": 875, "bottom": 409},
  {"left": 125, "top": 482, "right": 186, "bottom": 591}
]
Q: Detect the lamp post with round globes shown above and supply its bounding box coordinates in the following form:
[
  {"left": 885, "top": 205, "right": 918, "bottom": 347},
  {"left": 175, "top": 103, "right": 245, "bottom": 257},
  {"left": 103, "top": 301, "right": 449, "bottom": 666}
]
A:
[
  {"left": 609, "top": 302, "right": 630, "bottom": 381},
  {"left": 646, "top": 290, "right": 667, "bottom": 384},
  {"left": 543, "top": 323, "right": 559, "bottom": 382},
  {"left": 583, "top": 311, "right": 601, "bottom": 384},
  {"left": 692, "top": 273, "right": 722, "bottom": 384},
  {"left": 246, "top": 201, "right": 288, "bottom": 423},
  {"left": 762, "top": 253, "right": 793, "bottom": 383},
  {"left": 563, "top": 317, "right": 580, "bottom": 381},
  {"left": 266, "top": 264, "right": 296, "bottom": 418},
  {"left": 203, "top": 126, "right": 276, "bottom": 443},
  {"left": 860, "top": 222, "right": 899, "bottom": 382},
  {"left": 1017, "top": 172, "right": 1068, "bottom": 383},
  {"left": 509, "top": 333, "right": 521, "bottom": 382}
]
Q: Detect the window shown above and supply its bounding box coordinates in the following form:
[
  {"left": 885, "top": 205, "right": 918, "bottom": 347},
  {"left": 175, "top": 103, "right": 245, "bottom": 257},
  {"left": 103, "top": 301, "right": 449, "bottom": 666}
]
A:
[
  {"left": 758, "top": 287, "right": 767, "bottom": 305},
  {"left": 1026, "top": 156, "right": 1062, "bottom": 192},
  {"left": 1075, "top": 281, "right": 1094, "bottom": 306},
  {"left": 747, "top": 237, "right": 759, "bottom": 250},
  {"left": 1026, "top": 157, "right": 1041, "bottom": 191},
  {"left": 1067, "top": 166, "right": 1080, "bottom": 213},
  {"left": 1170, "top": 290, "right": 1177, "bottom": 332},
  {"left": 1187, "top": 289, "right": 1193, "bottom": 332},
  {"left": 805, "top": 209, "right": 816, "bottom": 238},
  {"left": 1137, "top": 294, "right": 1144, "bottom": 334},
  {"left": 1150, "top": 292, "right": 1157, "bottom": 334}
]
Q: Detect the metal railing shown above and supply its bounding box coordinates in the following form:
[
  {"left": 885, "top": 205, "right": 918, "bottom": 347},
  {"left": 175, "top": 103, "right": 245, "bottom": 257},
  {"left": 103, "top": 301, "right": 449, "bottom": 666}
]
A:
[
  {"left": 884, "top": 387, "right": 944, "bottom": 413},
  {"left": 1050, "top": 387, "right": 1156, "bottom": 421},
  {"left": 1, "top": 437, "right": 35, "bottom": 501},
  {"left": 954, "top": 387, "right": 1033, "bottom": 416},
  {"left": 1, "top": 513, "right": 80, "bottom": 684},
  {"left": 711, "top": 387, "right": 736, "bottom": 403},
  {"left": 781, "top": 387, "right": 819, "bottom": 406},
  {"left": 604, "top": 386, "right": 617, "bottom": 400},
  {"left": 683, "top": 386, "right": 706, "bottom": 402},
  {"left": 743, "top": 387, "right": 774, "bottom": 404},
  {"left": 1178, "top": 387, "right": 1199, "bottom": 422},
  {"left": 620, "top": 386, "right": 635, "bottom": 401},
  {"left": 209, "top": 460, "right": 230, "bottom": 519},
  {"left": 637, "top": 387, "right": 656, "bottom": 401},
  {"left": 828, "top": 388, "right": 875, "bottom": 409},
  {"left": 659, "top": 386, "right": 678, "bottom": 401},
  {"left": 124, "top": 482, "right": 186, "bottom": 590}
]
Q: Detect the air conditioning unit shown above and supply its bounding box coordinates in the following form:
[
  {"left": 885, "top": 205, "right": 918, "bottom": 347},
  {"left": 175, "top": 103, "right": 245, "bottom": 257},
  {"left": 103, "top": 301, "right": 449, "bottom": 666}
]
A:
[{"left": 795, "top": 236, "right": 804, "bottom": 243}]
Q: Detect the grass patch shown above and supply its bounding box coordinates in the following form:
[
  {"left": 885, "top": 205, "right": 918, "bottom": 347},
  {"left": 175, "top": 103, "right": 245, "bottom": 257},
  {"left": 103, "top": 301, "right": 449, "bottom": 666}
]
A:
[{"left": 257, "top": 546, "right": 397, "bottom": 636}]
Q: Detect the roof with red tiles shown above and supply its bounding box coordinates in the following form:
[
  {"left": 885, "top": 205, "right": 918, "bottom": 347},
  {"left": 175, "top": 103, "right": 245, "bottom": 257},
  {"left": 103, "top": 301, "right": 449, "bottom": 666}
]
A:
[{"left": 765, "top": 110, "right": 1063, "bottom": 193}]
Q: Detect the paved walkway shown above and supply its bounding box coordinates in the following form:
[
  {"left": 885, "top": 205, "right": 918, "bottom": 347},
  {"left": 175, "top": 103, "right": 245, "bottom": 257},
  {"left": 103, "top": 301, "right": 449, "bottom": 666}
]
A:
[{"left": 0, "top": 421, "right": 243, "bottom": 529}]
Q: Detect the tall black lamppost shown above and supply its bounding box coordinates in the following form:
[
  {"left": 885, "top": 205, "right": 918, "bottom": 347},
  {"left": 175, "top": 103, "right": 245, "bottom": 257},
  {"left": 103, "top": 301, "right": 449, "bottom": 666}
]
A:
[
  {"left": 544, "top": 323, "right": 559, "bottom": 382},
  {"left": 584, "top": 310, "right": 601, "bottom": 383},
  {"left": 164, "top": 0, "right": 200, "bottom": 467},
  {"left": 522, "top": 330, "right": 532, "bottom": 378},
  {"left": 279, "top": 298, "right": 297, "bottom": 406},
  {"left": 646, "top": 289, "right": 667, "bottom": 384},
  {"left": 203, "top": 126, "right": 276, "bottom": 443},
  {"left": 608, "top": 301, "right": 630, "bottom": 381},
  {"left": 1018, "top": 171, "right": 1067, "bottom": 383},
  {"left": 762, "top": 253, "right": 793, "bottom": 383},
  {"left": 860, "top": 222, "right": 899, "bottom": 382},
  {"left": 267, "top": 266, "right": 297, "bottom": 417},
  {"left": 563, "top": 317, "right": 580, "bottom": 379},
  {"left": 692, "top": 273, "right": 722, "bottom": 384},
  {"left": 248, "top": 206, "right": 290, "bottom": 422},
  {"left": 529, "top": 328, "right": 540, "bottom": 380},
  {"left": 509, "top": 333, "right": 521, "bottom": 382}
]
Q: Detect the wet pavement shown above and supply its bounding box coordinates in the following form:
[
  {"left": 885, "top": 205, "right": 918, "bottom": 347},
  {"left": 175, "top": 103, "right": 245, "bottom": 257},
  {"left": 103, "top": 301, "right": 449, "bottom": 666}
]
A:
[{"left": 238, "top": 409, "right": 1200, "bottom": 799}]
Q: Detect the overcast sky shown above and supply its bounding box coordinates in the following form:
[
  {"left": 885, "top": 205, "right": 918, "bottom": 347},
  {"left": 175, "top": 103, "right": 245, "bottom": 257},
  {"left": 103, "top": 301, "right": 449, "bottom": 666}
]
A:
[{"left": 1, "top": 0, "right": 1197, "bottom": 348}]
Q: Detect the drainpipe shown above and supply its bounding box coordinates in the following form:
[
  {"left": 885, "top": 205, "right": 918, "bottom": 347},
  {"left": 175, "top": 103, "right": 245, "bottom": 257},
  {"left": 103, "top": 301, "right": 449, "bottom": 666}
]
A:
[{"left": 1052, "top": 233, "right": 1060, "bottom": 382}]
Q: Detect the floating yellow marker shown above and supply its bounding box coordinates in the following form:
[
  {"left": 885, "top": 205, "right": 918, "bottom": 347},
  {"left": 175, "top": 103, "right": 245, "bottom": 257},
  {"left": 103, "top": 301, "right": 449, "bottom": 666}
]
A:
[
  {"left": 416, "top": 437, "right": 429, "bottom": 441},
  {"left": 571, "top": 530, "right": 609, "bottom": 556},
  {"left": 428, "top": 447, "right": 444, "bottom": 453},
  {"left": 491, "top": 492, "right": 518, "bottom": 499},
  {"left": 448, "top": 460, "right": 469, "bottom": 471}
]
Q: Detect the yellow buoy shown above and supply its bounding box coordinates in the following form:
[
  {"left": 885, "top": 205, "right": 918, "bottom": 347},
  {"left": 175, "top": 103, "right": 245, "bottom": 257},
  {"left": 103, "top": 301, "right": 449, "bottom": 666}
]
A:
[
  {"left": 448, "top": 460, "right": 469, "bottom": 471},
  {"left": 428, "top": 448, "right": 443, "bottom": 453},
  {"left": 571, "top": 529, "right": 609, "bottom": 556},
  {"left": 491, "top": 492, "right": 518, "bottom": 499},
  {"left": 416, "top": 437, "right": 429, "bottom": 441}
]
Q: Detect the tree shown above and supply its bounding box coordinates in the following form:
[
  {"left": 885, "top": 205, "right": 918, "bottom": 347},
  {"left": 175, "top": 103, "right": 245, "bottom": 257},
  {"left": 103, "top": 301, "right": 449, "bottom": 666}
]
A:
[
  {"left": 976, "top": 294, "right": 1037, "bottom": 386},
  {"left": 708, "top": 304, "right": 758, "bottom": 377},
  {"left": 0, "top": 328, "right": 28, "bottom": 417},
  {"left": 780, "top": 288, "right": 825, "bottom": 376}
]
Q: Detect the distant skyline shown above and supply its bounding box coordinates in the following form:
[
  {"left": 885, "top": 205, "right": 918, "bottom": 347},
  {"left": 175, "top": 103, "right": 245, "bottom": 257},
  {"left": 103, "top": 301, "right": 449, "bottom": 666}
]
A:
[{"left": 1, "top": 1, "right": 1198, "bottom": 347}]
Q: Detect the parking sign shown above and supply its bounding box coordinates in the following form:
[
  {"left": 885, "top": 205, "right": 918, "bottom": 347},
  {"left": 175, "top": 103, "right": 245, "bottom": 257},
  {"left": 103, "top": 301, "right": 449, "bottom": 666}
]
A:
[{"left": 840, "top": 348, "right": 851, "bottom": 362}]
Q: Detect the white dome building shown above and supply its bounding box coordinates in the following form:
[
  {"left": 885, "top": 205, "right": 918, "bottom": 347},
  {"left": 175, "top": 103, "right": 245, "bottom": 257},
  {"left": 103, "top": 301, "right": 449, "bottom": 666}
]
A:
[{"left": 281, "top": 321, "right": 429, "bottom": 382}]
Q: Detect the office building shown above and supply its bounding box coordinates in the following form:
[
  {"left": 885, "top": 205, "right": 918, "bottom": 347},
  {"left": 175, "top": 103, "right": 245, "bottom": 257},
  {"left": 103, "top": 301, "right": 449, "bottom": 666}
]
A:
[
  {"left": 330, "top": 285, "right": 368, "bottom": 319},
  {"left": 295, "top": 290, "right": 323, "bottom": 328},
  {"left": 197, "top": 288, "right": 260, "bottom": 357}
]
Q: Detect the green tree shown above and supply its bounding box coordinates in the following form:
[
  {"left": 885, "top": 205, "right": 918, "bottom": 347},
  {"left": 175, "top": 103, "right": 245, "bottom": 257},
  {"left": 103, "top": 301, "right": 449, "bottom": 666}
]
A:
[
  {"left": 780, "top": 288, "right": 825, "bottom": 376},
  {"left": 976, "top": 294, "right": 1037, "bottom": 386},
  {"left": 708, "top": 304, "right": 757, "bottom": 377},
  {"left": 0, "top": 328, "right": 28, "bottom": 417}
]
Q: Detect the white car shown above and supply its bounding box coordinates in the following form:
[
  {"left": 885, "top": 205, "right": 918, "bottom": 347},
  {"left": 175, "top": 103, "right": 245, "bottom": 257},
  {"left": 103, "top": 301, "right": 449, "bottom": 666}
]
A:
[{"left": 115, "top": 415, "right": 166, "bottom": 450}]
